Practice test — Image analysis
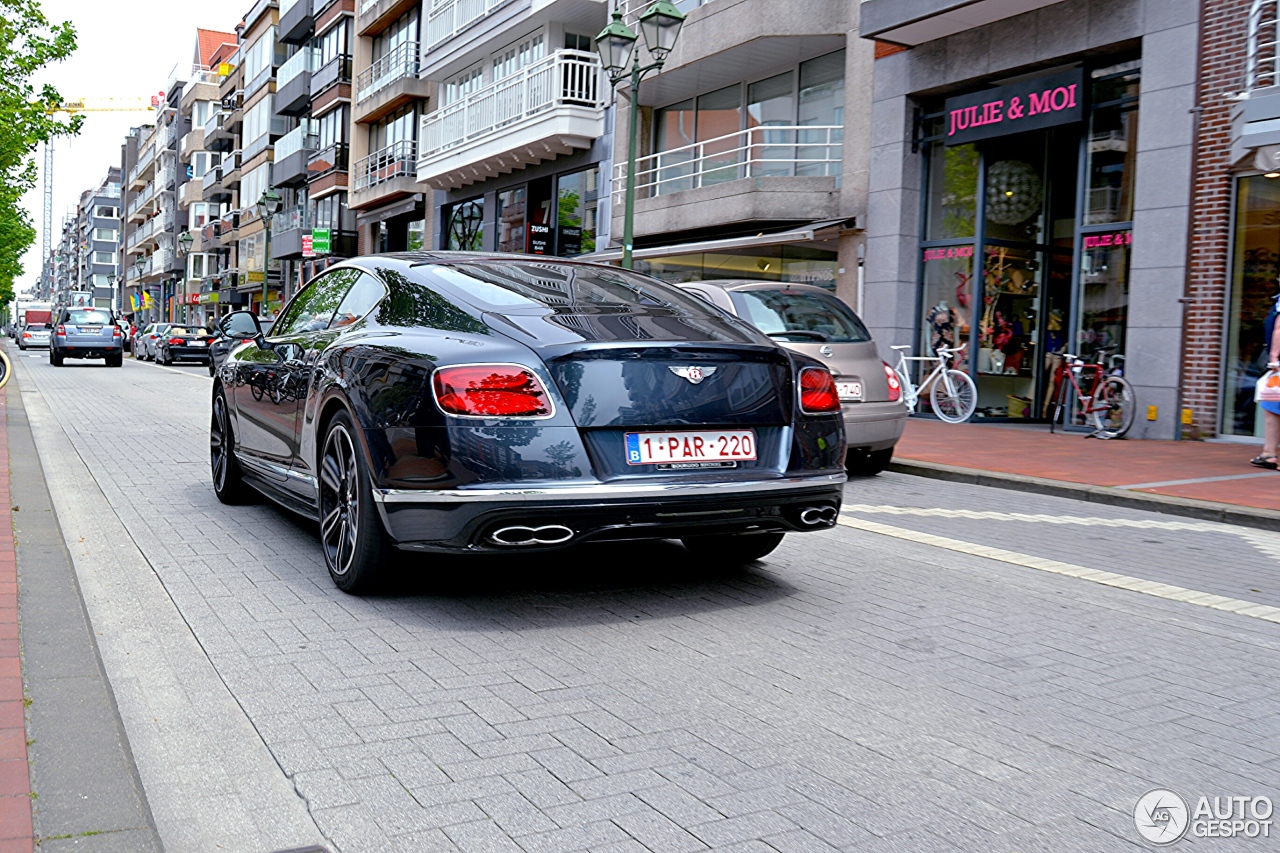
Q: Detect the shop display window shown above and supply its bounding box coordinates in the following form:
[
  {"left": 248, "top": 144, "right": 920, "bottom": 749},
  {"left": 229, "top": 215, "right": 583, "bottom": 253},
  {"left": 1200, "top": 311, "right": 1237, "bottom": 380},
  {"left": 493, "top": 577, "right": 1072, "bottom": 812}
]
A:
[
  {"left": 445, "top": 197, "right": 484, "bottom": 251},
  {"left": 1224, "top": 175, "right": 1280, "bottom": 437},
  {"left": 498, "top": 186, "right": 527, "bottom": 253},
  {"left": 919, "top": 249, "right": 973, "bottom": 371},
  {"left": 556, "top": 168, "right": 599, "bottom": 256},
  {"left": 925, "top": 142, "right": 978, "bottom": 241}
]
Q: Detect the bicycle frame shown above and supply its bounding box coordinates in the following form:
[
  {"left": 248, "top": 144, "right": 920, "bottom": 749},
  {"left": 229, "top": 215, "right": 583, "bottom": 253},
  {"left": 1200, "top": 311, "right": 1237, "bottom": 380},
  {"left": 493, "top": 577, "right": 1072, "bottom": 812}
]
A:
[
  {"left": 894, "top": 345, "right": 965, "bottom": 413},
  {"left": 1050, "top": 354, "right": 1114, "bottom": 433}
]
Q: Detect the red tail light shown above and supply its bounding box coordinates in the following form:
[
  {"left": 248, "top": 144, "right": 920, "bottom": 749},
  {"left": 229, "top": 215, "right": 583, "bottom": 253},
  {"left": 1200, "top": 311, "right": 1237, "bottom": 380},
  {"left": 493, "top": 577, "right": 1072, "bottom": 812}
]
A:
[
  {"left": 56, "top": 325, "right": 66, "bottom": 336},
  {"left": 883, "top": 362, "right": 902, "bottom": 402},
  {"left": 168, "top": 337, "right": 185, "bottom": 345},
  {"left": 21, "top": 333, "right": 30, "bottom": 339},
  {"left": 799, "top": 367, "right": 841, "bottom": 414},
  {"left": 433, "top": 364, "right": 553, "bottom": 418},
  {"left": 112, "top": 326, "right": 122, "bottom": 338}
]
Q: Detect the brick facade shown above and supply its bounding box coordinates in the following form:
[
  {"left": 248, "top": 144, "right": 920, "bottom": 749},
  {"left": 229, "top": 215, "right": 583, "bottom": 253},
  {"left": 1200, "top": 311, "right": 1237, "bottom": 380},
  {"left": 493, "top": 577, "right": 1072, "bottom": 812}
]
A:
[{"left": 1183, "top": 0, "right": 1251, "bottom": 436}]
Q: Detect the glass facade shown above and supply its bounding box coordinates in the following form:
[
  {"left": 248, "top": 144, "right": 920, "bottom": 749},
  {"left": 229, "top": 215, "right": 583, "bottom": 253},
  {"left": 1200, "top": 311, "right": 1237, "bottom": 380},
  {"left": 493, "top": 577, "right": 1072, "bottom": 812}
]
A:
[{"left": 1224, "top": 175, "right": 1280, "bottom": 437}]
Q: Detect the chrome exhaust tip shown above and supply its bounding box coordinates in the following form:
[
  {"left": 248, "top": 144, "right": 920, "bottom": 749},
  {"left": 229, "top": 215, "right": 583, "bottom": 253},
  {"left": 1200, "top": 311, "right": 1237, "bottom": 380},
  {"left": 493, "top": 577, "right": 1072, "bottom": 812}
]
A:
[
  {"left": 489, "top": 524, "right": 575, "bottom": 546},
  {"left": 799, "top": 507, "right": 838, "bottom": 526}
]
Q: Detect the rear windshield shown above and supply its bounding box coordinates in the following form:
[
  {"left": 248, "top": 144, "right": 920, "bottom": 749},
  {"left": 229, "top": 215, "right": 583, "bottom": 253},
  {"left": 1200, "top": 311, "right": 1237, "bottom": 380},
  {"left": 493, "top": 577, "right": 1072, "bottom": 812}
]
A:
[
  {"left": 428, "top": 261, "right": 717, "bottom": 315},
  {"left": 728, "top": 289, "right": 872, "bottom": 344},
  {"left": 25, "top": 324, "right": 48, "bottom": 331},
  {"left": 66, "top": 309, "right": 113, "bottom": 326}
]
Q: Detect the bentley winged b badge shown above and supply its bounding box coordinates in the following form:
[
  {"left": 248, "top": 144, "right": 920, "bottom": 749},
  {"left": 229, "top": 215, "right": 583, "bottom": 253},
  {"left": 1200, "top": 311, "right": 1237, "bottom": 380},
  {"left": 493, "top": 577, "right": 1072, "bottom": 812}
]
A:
[{"left": 669, "top": 365, "right": 718, "bottom": 385}]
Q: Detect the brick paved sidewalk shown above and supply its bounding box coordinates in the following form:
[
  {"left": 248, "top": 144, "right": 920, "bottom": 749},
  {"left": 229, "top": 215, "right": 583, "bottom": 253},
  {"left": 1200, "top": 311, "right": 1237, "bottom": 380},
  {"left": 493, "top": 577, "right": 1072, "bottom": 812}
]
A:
[
  {"left": 895, "top": 418, "right": 1280, "bottom": 513},
  {"left": 0, "top": 368, "right": 34, "bottom": 851}
]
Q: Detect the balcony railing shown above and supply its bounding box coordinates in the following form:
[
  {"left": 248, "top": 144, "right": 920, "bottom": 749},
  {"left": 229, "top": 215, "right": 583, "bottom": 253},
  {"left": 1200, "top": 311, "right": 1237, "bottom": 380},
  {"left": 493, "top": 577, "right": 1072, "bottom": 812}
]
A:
[
  {"left": 425, "top": 0, "right": 514, "bottom": 52},
  {"left": 271, "top": 203, "right": 309, "bottom": 235},
  {"left": 359, "top": 0, "right": 378, "bottom": 13},
  {"left": 312, "top": 54, "right": 353, "bottom": 93},
  {"left": 354, "top": 139, "right": 417, "bottom": 190},
  {"left": 281, "top": 0, "right": 303, "bottom": 16},
  {"left": 420, "top": 51, "right": 603, "bottom": 160},
  {"left": 204, "top": 109, "right": 225, "bottom": 138},
  {"left": 613, "top": 125, "right": 843, "bottom": 200},
  {"left": 279, "top": 46, "right": 319, "bottom": 89},
  {"left": 202, "top": 165, "right": 223, "bottom": 193},
  {"left": 356, "top": 41, "right": 420, "bottom": 101},
  {"left": 276, "top": 121, "right": 318, "bottom": 160}
]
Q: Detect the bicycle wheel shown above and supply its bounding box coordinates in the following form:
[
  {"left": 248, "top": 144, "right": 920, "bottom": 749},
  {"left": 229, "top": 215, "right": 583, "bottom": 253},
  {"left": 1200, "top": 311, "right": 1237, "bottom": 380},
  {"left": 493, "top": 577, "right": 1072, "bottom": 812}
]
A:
[
  {"left": 1093, "top": 375, "right": 1135, "bottom": 439},
  {"left": 930, "top": 369, "right": 977, "bottom": 423},
  {"left": 0, "top": 351, "right": 9, "bottom": 390}
]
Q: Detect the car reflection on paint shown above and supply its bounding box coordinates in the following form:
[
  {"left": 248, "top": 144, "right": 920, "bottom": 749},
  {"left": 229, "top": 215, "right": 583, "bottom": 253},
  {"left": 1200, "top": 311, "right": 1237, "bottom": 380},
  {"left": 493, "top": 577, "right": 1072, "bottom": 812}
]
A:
[{"left": 210, "top": 253, "right": 846, "bottom": 594}]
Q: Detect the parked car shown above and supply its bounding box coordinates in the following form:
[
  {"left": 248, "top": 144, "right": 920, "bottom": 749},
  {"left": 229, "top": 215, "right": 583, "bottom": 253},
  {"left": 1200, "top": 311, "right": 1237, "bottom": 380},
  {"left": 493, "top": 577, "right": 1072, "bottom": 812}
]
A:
[
  {"left": 18, "top": 323, "right": 51, "bottom": 350},
  {"left": 118, "top": 319, "right": 136, "bottom": 353},
  {"left": 211, "top": 254, "right": 846, "bottom": 593},
  {"left": 675, "top": 280, "right": 907, "bottom": 476},
  {"left": 207, "top": 317, "right": 273, "bottom": 377},
  {"left": 50, "top": 307, "right": 124, "bottom": 367},
  {"left": 134, "top": 323, "right": 172, "bottom": 361},
  {"left": 154, "top": 325, "right": 214, "bottom": 365}
]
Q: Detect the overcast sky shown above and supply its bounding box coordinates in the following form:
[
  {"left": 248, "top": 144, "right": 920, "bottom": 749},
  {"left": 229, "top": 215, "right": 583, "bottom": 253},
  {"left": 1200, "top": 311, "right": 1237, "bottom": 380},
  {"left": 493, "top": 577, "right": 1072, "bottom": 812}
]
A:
[{"left": 15, "top": 0, "right": 240, "bottom": 297}]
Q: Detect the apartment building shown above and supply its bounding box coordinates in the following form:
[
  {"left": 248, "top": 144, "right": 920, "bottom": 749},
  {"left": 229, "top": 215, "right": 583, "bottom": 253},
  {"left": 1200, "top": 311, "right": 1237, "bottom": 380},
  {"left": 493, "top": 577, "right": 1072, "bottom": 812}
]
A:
[
  {"left": 180, "top": 29, "right": 239, "bottom": 327},
  {"left": 121, "top": 76, "right": 192, "bottom": 324},
  {"left": 414, "top": 0, "right": 612, "bottom": 256},
  {"left": 350, "top": 0, "right": 433, "bottom": 251},
  {"left": 592, "top": 0, "right": 868, "bottom": 301},
  {"left": 860, "top": 0, "right": 1198, "bottom": 439},
  {"left": 271, "top": 0, "right": 359, "bottom": 289},
  {"left": 44, "top": 171, "right": 123, "bottom": 309}
]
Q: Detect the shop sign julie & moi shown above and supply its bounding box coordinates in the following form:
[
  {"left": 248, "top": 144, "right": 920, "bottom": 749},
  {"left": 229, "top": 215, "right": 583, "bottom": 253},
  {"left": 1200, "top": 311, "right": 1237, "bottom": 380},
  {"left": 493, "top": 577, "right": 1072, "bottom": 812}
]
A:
[{"left": 944, "top": 68, "right": 1085, "bottom": 146}]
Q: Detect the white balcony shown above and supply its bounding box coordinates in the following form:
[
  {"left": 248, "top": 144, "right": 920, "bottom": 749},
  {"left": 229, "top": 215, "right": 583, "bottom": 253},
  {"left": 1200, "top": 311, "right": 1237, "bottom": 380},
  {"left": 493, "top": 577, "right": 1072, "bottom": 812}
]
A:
[
  {"left": 278, "top": 46, "right": 319, "bottom": 89},
  {"left": 613, "top": 125, "right": 843, "bottom": 201},
  {"left": 356, "top": 41, "right": 420, "bottom": 101},
  {"left": 418, "top": 50, "right": 604, "bottom": 191},
  {"left": 425, "top": 0, "right": 515, "bottom": 54}
]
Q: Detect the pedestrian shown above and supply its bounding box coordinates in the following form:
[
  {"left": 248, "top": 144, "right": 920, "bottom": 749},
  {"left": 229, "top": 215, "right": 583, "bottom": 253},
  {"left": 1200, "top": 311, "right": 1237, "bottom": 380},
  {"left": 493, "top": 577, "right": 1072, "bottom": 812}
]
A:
[{"left": 1251, "top": 292, "right": 1280, "bottom": 469}]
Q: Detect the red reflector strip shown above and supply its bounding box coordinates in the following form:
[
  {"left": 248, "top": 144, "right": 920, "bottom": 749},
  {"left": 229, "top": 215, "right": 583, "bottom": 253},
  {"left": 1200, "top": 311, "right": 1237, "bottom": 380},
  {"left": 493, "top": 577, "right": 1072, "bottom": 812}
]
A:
[
  {"left": 799, "top": 367, "right": 841, "bottom": 414},
  {"left": 433, "top": 364, "right": 552, "bottom": 418}
]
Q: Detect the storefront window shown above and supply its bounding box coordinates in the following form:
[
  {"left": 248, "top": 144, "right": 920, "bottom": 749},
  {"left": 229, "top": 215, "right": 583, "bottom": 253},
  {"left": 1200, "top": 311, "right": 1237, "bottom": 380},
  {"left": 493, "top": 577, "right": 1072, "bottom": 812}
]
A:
[
  {"left": 635, "top": 247, "right": 837, "bottom": 288},
  {"left": 557, "top": 168, "right": 598, "bottom": 255},
  {"left": 925, "top": 143, "right": 978, "bottom": 240},
  {"left": 919, "top": 249, "right": 973, "bottom": 369},
  {"left": 498, "top": 186, "right": 526, "bottom": 253},
  {"left": 407, "top": 219, "right": 425, "bottom": 251},
  {"left": 1078, "top": 230, "right": 1131, "bottom": 362},
  {"left": 446, "top": 197, "right": 484, "bottom": 250},
  {"left": 1224, "top": 175, "right": 1280, "bottom": 436},
  {"left": 1085, "top": 62, "right": 1140, "bottom": 225}
]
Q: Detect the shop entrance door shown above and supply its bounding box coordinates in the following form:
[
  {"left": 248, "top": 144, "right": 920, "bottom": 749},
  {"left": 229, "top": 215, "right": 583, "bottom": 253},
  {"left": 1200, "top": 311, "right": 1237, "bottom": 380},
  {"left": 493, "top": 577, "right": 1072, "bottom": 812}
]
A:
[{"left": 970, "top": 127, "right": 1078, "bottom": 420}]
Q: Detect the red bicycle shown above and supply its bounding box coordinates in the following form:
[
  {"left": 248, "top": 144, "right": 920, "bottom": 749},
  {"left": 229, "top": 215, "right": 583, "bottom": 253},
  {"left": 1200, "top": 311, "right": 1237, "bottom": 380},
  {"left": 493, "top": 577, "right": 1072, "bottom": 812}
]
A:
[{"left": 1048, "top": 348, "right": 1135, "bottom": 439}]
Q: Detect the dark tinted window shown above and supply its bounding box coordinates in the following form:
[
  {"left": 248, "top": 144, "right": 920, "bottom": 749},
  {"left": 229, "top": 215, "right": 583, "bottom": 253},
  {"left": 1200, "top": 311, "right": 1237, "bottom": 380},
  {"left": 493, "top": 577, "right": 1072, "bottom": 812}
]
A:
[
  {"left": 331, "top": 273, "right": 386, "bottom": 328},
  {"left": 273, "top": 269, "right": 360, "bottom": 336},
  {"left": 66, "top": 309, "right": 113, "bottom": 325},
  {"left": 728, "top": 289, "right": 871, "bottom": 343},
  {"left": 221, "top": 313, "right": 261, "bottom": 337},
  {"left": 430, "top": 262, "right": 716, "bottom": 315}
]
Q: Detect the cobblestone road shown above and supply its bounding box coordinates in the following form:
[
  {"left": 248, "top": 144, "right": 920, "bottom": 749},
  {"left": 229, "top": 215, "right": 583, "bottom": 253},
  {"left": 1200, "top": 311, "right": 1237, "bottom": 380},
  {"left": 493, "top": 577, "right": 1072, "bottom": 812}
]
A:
[{"left": 14, "top": 349, "right": 1280, "bottom": 853}]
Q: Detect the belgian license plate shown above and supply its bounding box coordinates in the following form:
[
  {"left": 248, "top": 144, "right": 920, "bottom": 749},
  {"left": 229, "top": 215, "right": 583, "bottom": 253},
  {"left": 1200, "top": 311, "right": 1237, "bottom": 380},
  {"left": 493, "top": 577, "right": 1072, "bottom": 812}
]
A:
[
  {"left": 625, "top": 430, "right": 757, "bottom": 466},
  {"left": 189, "top": 340, "right": 206, "bottom": 346},
  {"left": 80, "top": 326, "right": 101, "bottom": 333},
  {"left": 836, "top": 381, "right": 863, "bottom": 401}
]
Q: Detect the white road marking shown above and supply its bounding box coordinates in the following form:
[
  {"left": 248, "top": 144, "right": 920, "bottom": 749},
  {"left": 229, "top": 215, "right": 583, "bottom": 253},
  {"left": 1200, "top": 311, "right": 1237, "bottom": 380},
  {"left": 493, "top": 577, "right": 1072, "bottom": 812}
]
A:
[{"left": 838, "top": 511, "right": 1280, "bottom": 626}]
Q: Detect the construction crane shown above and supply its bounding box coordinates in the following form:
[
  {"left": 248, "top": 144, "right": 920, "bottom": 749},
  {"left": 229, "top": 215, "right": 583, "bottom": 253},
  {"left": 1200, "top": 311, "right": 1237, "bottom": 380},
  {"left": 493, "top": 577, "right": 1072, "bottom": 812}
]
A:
[{"left": 42, "top": 96, "right": 161, "bottom": 292}]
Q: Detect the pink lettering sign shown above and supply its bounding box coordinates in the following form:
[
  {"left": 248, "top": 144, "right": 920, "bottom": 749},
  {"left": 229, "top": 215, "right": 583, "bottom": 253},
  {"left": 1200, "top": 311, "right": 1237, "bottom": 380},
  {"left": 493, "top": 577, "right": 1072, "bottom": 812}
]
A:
[
  {"left": 943, "top": 69, "right": 1084, "bottom": 146},
  {"left": 923, "top": 246, "right": 975, "bottom": 262},
  {"left": 1083, "top": 231, "right": 1133, "bottom": 250}
]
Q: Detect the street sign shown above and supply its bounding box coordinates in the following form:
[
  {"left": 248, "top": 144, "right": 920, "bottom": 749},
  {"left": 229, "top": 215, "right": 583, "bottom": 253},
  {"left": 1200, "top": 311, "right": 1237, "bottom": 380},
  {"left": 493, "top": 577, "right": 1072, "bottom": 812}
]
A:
[
  {"left": 311, "top": 229, "right": 331, "bottom": 255},
  {"left": 302, "top": 234, "right": 314, "bottom": 258}
]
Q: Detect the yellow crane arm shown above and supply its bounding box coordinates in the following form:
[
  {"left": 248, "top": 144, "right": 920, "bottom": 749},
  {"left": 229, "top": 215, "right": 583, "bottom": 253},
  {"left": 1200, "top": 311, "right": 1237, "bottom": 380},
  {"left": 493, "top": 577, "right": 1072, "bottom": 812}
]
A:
[{"left": 47, "top": 96, "right": 158, "bottom": 114}]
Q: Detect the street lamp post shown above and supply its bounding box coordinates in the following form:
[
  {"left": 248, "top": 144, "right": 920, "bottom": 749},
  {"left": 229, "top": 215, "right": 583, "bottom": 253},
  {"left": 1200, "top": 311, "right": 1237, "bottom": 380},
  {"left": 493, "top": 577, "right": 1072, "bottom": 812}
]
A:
[
  {"left": 134, "top": 253, "right": 146, "bottom": 320},
  {"left": 178, "top": 230, "right": 194, "bottom": 323},
  {"left": 256, "top": 188, "right": 283, "bottom": 318},
  {"left": 108, "top": 273, "right": 117, "bottom": 317},
  {"left": 597, "top": 1, "right": 686, "bottom": 270}
]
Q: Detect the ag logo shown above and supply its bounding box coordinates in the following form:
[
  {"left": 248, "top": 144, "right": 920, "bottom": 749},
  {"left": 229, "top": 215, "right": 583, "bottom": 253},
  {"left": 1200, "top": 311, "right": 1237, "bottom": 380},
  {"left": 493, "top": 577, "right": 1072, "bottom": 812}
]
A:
[
  {"left": 1135, "top": 789, "right": 1190, "bottom": 845},
  {"left": 669, "top": 365, "right": 717, "bottom": 385}
]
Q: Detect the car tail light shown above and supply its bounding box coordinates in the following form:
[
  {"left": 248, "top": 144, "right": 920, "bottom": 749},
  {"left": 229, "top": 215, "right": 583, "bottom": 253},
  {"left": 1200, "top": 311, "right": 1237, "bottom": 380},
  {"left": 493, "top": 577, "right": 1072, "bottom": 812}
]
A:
[
  {"left": 883, "top": 362, "right": 902, "bottom": 402},
  {"left": 799, "top": 367, "right": 841, "bottom": 414},
  {"left": 433, "top": 364, "right": 552, "bottom": 418},
  {"left": 21, "top": 333, "right": 30, "bottom": 339},
  {"left": 168, "top": 337, "right": 185, "bottom": 345},
  {"left": 56, "top": 325, "right": 66, "bottom": 336},
  {"left": 112, "top": 326, "right": 122, "bottom": 338}
]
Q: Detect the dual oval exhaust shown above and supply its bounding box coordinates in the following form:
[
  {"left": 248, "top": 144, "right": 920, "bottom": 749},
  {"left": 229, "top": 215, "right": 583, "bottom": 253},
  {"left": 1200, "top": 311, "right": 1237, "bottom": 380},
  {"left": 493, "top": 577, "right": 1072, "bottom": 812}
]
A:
[
  {"left": 799, "top": 506, "right": 838, "bottom": 526},
  {"left": 489, "top": 524, "right": 575, "bottom": 547}
]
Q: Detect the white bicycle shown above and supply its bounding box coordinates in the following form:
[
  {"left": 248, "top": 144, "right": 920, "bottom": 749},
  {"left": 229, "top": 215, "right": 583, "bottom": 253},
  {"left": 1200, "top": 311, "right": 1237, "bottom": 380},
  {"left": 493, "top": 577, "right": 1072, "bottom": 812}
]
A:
[{"left": 889, "top": 343, "right": 977, "bottom": 423}]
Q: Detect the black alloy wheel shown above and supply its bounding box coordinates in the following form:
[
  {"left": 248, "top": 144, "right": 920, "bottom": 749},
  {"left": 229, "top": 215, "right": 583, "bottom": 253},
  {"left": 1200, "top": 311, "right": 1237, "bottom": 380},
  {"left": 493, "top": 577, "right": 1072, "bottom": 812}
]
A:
[
  {"left": 318, "top": 411, "right": 389, "bottom": 594},
  {"left": 681, "top": 531, "right": 786, "bottom": 564},
  {"left": 210, "top": 389, "right": 251, "bottom": 504}
]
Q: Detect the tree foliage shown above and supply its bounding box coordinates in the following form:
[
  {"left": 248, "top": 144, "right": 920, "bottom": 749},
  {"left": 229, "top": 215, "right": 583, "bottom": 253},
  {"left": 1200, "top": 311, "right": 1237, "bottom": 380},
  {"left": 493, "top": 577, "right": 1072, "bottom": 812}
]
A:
[{"left": 0, "top": 0, "right": 80, "bottom": 310}]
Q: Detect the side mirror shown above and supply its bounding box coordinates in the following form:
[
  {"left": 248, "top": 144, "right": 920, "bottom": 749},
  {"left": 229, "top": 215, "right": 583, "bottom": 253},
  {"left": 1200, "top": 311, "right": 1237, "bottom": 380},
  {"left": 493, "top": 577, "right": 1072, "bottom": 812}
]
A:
[{"left": 221, "top": 310, "right": 264, "bottom": 343}]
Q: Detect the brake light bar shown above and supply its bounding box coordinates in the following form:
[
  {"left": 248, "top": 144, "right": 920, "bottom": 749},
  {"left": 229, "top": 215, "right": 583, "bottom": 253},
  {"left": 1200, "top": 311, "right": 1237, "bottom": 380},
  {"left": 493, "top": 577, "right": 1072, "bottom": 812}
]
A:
[
  {"left": 433, "top": 364, "right": 553, "bottom": 418},
  {"left": 799, "top": 367, "right": 841, "bottom": 414}
]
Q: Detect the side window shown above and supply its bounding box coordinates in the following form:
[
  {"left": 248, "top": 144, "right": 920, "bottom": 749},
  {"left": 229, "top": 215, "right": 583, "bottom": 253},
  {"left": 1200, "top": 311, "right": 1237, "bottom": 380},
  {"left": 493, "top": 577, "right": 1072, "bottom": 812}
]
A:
[
  {"left": 272, "top": 269, "right": 360, "bottom": 336},
  {"left": 330, "top": 273, "right": 387, "bottom": 329}
]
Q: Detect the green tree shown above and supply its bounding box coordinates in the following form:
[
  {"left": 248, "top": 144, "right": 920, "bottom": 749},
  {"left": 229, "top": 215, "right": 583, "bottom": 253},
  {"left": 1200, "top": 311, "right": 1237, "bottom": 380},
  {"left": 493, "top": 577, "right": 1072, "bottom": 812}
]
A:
[{"left": 0, "top": 0, "right": 80, "bottom": 309}]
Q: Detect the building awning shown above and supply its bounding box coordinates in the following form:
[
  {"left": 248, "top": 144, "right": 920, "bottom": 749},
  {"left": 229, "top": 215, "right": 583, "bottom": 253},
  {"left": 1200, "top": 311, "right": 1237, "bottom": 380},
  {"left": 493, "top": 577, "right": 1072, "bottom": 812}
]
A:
[
  {"left": 578, "top": 218, "right": 858, "bottom": 264},
  {"left": 860, "top": 0, "right": 1068, "bottom": 47},
  {"left": 355, "top": 195, "right": 423, "bottom": 228}
]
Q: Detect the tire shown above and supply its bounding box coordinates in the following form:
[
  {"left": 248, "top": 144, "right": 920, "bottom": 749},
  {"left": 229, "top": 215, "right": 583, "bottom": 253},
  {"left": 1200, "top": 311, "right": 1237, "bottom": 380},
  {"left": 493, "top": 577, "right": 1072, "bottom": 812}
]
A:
[
  {"left": 1093, "top": 375, "right": 1136, "bottom": 439},
  {"left": 319, "top": 411, "right": 390, "bottom": 594},
  {"left": 930, "top": 369, "right": 977, "bottom": 423},
  {"left": 106, "top": 353, "right": 123, "bottom": 368},
  {"left": 49, "top": 349, "right": 63, "bottom": 367},
  {"left": 681, "top": 531, "right": 786, "bottom": 564},
  {"left": 208, "top": 360, "right": 216, "bottom": 377},
  {"left": 210, "top": 388, "right": 253, "bottom": 504},
  {"left": 846, "top": 447, "right": 894, "bottom": 477}
]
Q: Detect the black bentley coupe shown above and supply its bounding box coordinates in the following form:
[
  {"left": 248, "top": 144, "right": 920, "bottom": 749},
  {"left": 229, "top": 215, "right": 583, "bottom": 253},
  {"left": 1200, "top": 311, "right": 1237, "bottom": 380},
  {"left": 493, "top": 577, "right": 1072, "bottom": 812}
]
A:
[{"left": 211, "top": 254, "right": 846, "bottom": 593}]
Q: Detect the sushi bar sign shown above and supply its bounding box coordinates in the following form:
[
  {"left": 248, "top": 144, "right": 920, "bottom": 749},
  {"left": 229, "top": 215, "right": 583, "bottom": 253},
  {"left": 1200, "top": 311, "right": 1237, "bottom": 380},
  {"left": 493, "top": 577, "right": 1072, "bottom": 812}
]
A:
[{"left": 944, "top": 68, "right": 1085, "bottom": 145}]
